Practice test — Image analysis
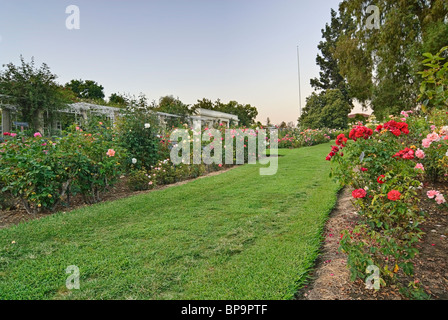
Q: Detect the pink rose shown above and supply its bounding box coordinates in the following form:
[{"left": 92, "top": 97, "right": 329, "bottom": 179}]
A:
[
  {"left": 427, "top": 132, "right": 440, "bottom": 142},
  {"left": 106, "top": 149, "right": 116, "bottom": 157},
  {"left": 435, "top": 194, "right": 446, "bottom": 205},
  {"left": 415, "top": 149, "right": 425, "bottom": 159},
  {"left": 414, "top": 163, "right": 424, "bottom": 171},
  {"left": 34, "top": 132, "right": 42, "bottom": 138},
  {"left": 422, "top": 138, "right": 432, "bottom": 148},
  {"left": 427, "top": 190, "right": 440, "bottom": 199}
]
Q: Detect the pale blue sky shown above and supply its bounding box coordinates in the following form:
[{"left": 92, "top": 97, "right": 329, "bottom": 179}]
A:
[{"left": 0, "top": 0, "right": 342, "bottom": 124}]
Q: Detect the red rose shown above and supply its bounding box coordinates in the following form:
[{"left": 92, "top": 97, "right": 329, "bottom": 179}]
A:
[
  {"left": 335, "top": 134, "right": 347, "bottom": 147},
  {"left": 388, "top": 190, "right": 401, "bottom": 201},
  {"left": 352, "top": 189, "right": 367, "bottom": 199},
  {"left": 331, "top": 145, "right": 340, "bottom": 153},
  {"left": 384, "top": 120, "right": 409, "bottom": 136},
  {"left": 377, "top": 175, "right": 386, "bottom": 184},
  {"left": 361, "top": 167, "right": 368, "bottom": 172}
]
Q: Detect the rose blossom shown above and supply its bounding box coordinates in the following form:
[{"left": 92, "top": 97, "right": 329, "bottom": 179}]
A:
[
  {"left": 414, "top": 163, "right": 425, "bottom": 171},
  {"left": 388, "top": 190, "right": 401, "bottom": 201},
  {"left": 352, "top": 189, "right": 367, "bottom": 199},
  {"left": 427, "top": 132, "right": 440, "bottom": 142},
  {"left": 377, "top": 175, "right": 386, "bottom": 184},
  {"left": 422, "top": 138, "right": 432, "bottom": 148},
  {"left": 435, "top": 194, "right": 446, "bottom": 205},
  {"left": 106, "top": 149, "right": 116, "bottom": 157},
  {"left": 427, "top": 190, "right": 440, "bottom": 199},
  {"left": 415, "top": 149, "right": 425, "bottom": 159}
]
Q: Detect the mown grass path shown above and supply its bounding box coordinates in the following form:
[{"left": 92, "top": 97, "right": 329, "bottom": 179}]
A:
[{"left": 0, "top": 143, "right": 340, "bottom": 299}]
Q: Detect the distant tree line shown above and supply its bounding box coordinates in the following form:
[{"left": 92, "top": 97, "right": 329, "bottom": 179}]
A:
[{"left": 0, "top": 57, "right": 259, "bottom": 132}]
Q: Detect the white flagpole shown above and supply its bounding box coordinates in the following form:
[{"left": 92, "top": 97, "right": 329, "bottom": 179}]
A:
[{"left": 297, "top": 45, "right": 302, "bottom": 118}]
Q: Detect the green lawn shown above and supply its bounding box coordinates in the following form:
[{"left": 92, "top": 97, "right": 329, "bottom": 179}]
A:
[{"left": 0, "top": 143, "right": 340, "bottom": 300}]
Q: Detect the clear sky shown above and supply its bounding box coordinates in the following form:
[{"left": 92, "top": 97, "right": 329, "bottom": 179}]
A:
[{"left": 0, "top": 0, "right": 343, "bottom": 125}]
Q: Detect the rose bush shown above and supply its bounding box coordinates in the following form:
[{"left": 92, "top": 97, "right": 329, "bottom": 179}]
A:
[
  {"left": 0, "top": 124, "right": 125, "bottom": 213},
  {"left": 327, "top": 110, "right": 447, "bottom": 296}
]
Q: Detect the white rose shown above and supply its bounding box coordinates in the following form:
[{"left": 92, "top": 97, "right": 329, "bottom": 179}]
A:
[
  {"left": 132, "top": 158, "right": 137, "bottom": 164},
  {"left": 144, "top": 123, "right": 151, "bottom": 129}
]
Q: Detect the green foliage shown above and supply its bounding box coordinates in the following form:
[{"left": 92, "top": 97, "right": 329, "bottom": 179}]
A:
[
  {"left": 108, "top": 93, "right": 128, "bottom": 107},
  {"left": 56, "top": 125, "right": 126, "bottom": 205},
  {"left": 65, "top": 79, "right": 105, "bottom": 101},
  {"left": 0, "top": 56, "right": 68, "bottom": 133},
  {"left": 418, "top": 46, "right": 448, "bottom": 110},
  {"left": 155, "top": 95, "right": 192, "bottom": 127},
  {"left": 310, "top": 8, "right": 353, "bottom": 105},
  {"left": 0, "top": 133, "right": 70, "bottom": 213},
  {"left": 299, "top": 89, "right": 352, "bottom": 129},
  {"left": 329, "top": 111, "right": 448, "bottom": 295},
  {"left": 116, "top": 95, "right": 160, "bottom": 171},
  {"left": 193, "top": 98, "right": 258, "bottom": 127},
  {"left": 127, "top": 169, "right": 155, "bottom": 191},
  {"left": 0, "top": 126, "right": 125, "bottom": 213},
  {"left": 332, "top": 0, "right": 448, "bottom": 117}
]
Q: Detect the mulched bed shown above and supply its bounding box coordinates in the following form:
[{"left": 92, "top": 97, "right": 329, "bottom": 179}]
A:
[
  {"left": 296, "top": 182, "right": 448, "bottom": 300},
  {"left": 0, "top": 167, "right": 236, "bottom": 229}
]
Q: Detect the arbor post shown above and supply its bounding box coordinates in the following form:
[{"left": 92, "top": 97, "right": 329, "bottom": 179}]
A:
[{"left": 1, "top": 108, "right": 11, "bottom": 134}]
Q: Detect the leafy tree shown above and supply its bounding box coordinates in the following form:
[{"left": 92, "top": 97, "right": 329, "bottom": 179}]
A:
[
  {"left": 418, "top": 46, "right": 448, "bottom": 110},
  {"left": 155, "top": 95, "right": 191, "bottom": 127},
  {"left": 310, "top": 9, "right": 354, "bottom": 105},
  {"left": 334, "top": 0, "right": 448, "bottom": 118},
  {"left": 0, "top": 56, "right": 68, "bottom": 133},
  {"left": 299, "top": 89, "right": 351, "bottom": 129},
  {"left": 221, "top": 101, "right": 258, "bottom": 127},
  {"left": 156, "top": 95, "right": 190, "bottom": 115},
  {"left": 108, "top": 93, "right": 128, "bottom": 107},
  {"left": 65, "top": 79, "right": 105, "bottom": 100},
  {"left": 191, "top": 98, "right": 214, "bottom": 113},
  {"left": 193, "top": 98, "right": 258, "bottom": 127}
]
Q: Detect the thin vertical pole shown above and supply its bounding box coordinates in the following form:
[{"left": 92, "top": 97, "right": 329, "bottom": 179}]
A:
[{"left": 297, "top": 45, "right": 302, "bottom": 118}]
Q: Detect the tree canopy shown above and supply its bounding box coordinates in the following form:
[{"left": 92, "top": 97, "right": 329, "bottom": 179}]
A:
[
  {"left": 65, "top": 79, "right": 105, "bottom": 101},
  {"left": 334, "top": 0, "right": 448, "bottom": 118},
  {"left": 0, "top": 56, "right": 68, "bottom": 133},
  {"left": 299, "top": 89, "right": 352, "bottom": 129},
  {"left": 193, "top": 98, "right": 258, "bottom": 127}
]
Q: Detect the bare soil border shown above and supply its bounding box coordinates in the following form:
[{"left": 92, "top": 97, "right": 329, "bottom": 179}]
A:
[{"left": 296, "top": 184, "right": 448, "bottom": 300}]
